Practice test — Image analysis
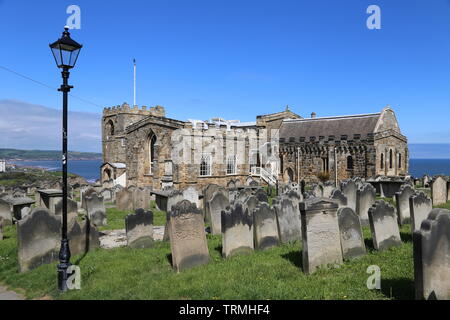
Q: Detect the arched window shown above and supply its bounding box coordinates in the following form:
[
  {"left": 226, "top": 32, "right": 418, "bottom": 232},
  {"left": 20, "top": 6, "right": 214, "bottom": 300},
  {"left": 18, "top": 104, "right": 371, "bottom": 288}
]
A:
[
  {"left": 347, "top": 156, "right": 354, "bottom": 170},
  {"left": 389, "top": 150, "right": 393, "bottom": 169},
  {"left": 106, "top": 120, "right": 114, "bottom": 137},
  {"left": 398, "top": 153, "right": 402, "bottom": 169},
  {"left": 200, "top": 153, "right": 212, "bottom": 176},
  {"left": 148, "top": 134, "right": 157, "bottom": 174},
  {"left": 381, "top": 153, "right": 384, "bottom": 169}
]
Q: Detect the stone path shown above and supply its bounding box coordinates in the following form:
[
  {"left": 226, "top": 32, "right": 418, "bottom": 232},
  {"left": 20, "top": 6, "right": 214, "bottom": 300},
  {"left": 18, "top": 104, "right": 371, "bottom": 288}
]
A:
[
  {"left": 0, "top": 286, "right": 25, "bottom": 300},
  {"left": 99, "top": 226, "right": 165, "bottom": 249}
]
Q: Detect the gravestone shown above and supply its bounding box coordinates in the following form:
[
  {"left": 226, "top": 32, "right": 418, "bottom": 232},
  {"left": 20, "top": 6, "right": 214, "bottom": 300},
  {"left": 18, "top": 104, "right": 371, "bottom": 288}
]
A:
[
  {"left": 221, "top": 202, "right": 254, "bottom": 258},
  {"left": 100, "top": 188, "right": 113, "bottom": 202},
  {"left": 81, "top": 187, "right": 97, "bottom": 210},
  {"left": 356, "top": 183, "right": 376, "bottom": 226},
  {"left": 228, "top": 189, "right": 239, "bottom": 204},
  {"left": 273, "top": 195, "right": 301, "bottom": 243},
  {"left": 163, "top": 190, "right": 185, "bottom": 241},
  {"left": 431, "top": 176, "right": 447, "bottom": 206},
  {"left": 169, "top": 200, "right": 210, "bottom": 272},
  {"left": 0, "top": 199, "right": 12, "bottom": 225},
  {"left": 85, "top": 194, "right": 107, "bottom": 227},
  {"left": 183, "top": 186, "right": 200, "bottom": 208},
  {"left": 0, "top": 217, "right": 3, "bottom": 240},
  {"left": 243, "top": 195, "right": 259, "bottom": 218},
  {"left": 322, "top": 183, "right": 335, "bottom": 198},
  {"left": 395, "top": 184, "right": 416, "bottom": 225},
  {"left": 413, "top": 208, "right": 450, "bottom": 300},
  {"left": 368, "top": 201, "right": 402, "bottom": 251},
  {"left": 207, "top": 192, "right": 230, "bottom": 235},
  {"left": 37, "top": 189, "right": 63, "bottom": 214},
  {"left": 67, "top": 215, "right": 100, "bottom": 256},
  {"left": 254, "top": 189, "right": 268, "bottom": 203},
  {"left": 17, "top": 209, "right": 61, "bottom": 273},
  {"left": 312, "top": 184, "right": 323, "bottom": 198},
  {"left": 204, "top": 185, "right": 226, "bottom": 222},
  {"left": 300, "top": 198, "right": 342, "bottom": 274},
  {"left": 55, "top": 198, "right": 78, "bottom": 216},
  {"left": 116, "top": 188, "right": 133, "bottom": 212},
  {"left": 341, "top": 180, "right": 357, "bottom": 211},
  {"left": 125, "top": 209, "right": 154, "bottom": 249},
  {"left": 337, "top": 207, "right": 366, "bottom": 260},
  {"left": 330, "top": 189, "right": 348, "bottom": 209},
  {"left": 132, "top": 188, "right": 151, "bottom": 211},
  {"left": 237, "top": 189, "right": 252, "bottom": 203},
  {"left": 253, "top": 203, "right": 279, "bottom": 250},
  {"left": 410, "top": 192, "right": 433, "bottom": 233}
]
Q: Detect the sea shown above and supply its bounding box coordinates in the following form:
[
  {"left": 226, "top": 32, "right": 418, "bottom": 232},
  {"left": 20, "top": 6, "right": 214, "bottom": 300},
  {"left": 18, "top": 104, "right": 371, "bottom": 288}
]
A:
[
  {"left": 10, "top": 160, "right": 102, "bottom": 183},
  {"left": 8, "top": 159, "right": 450, "bottom": 182}
]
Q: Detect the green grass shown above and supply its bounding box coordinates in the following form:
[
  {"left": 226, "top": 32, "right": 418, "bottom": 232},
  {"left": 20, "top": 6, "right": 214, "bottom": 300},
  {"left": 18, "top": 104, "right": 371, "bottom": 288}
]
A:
[
  {"left": 99, "top": 201, "right": 166, "bottom": 231},
  {"left": 2, "top": 200, "right": 448, "bottom": 300}
]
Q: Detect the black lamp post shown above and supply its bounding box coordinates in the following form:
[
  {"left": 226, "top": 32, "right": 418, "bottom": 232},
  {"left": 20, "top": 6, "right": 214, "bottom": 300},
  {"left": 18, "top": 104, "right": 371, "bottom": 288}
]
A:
[{"left": 49, "top": 27, "right": 82, "bottom": 292}]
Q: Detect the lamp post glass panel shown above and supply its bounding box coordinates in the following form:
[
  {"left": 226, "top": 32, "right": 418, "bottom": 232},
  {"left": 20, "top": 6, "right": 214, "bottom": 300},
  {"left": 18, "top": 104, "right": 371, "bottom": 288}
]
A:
[{"left": 49, "top": 27, "right": 82, "bottom": 292}]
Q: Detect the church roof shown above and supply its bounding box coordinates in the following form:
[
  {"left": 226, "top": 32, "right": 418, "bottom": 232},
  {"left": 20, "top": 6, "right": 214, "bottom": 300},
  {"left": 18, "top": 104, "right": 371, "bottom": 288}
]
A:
[{"left": 280, "top": 112, "right": 381, "bottom": 141}]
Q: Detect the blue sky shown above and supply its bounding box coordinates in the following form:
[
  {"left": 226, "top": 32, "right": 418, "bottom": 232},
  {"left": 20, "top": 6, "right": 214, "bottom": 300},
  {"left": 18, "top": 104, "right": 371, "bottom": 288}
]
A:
[{"left": 1, "top": 0, "right": 450, "bottom": 153}]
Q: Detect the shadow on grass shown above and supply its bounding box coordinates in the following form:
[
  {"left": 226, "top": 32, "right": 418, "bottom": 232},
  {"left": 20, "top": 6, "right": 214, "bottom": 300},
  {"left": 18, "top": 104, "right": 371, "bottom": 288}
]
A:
[
  {"left": 214, "top": 244, "right": 223, "bottom": 256},
  {"left": 166, "top": 253, "right": 172, "bottom": 265},
  {"left": 364, "top": 238, "right": 375, "bottom": 251},
  {"left": 281, "top": 250, "right": 303, "bottom": 269},
  {"left": 400, "top": 231, "right": 412, "bottom": 243},
  {"left": 381, "top": 278, "right": 415, "bottom": 300}
]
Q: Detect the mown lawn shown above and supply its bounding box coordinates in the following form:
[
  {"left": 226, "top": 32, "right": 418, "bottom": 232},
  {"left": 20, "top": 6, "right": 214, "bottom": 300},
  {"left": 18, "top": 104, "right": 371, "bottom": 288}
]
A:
[{"left": 0, "top": 220, "right": 415, "bottom": 300}]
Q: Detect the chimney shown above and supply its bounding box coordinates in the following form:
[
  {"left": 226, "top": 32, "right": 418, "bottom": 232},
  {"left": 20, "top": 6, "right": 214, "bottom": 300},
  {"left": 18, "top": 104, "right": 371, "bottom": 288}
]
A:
[{"left": 311, "top": 112, "right": 317, "bottom": 119}]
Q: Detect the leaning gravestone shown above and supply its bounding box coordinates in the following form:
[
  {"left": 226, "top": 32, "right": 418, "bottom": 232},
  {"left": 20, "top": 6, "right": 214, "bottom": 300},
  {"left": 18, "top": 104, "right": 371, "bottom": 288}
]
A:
[
  {"left": 273, "top": 195, "right": 301, "bottom": 243},
  {"left": 169, "top": 200, "right": 210, "bottom": 272},
  {"left": 410, "top": 192, "right": 433, "bottom": 233},
  {"left": 55, "top": 198, "right": 78, "bottom": 216},
  {"left": 67, "top": 214, "right": 100, "bottom": 256},
  {"left": 0, "top": 199, "right": 12, "bottom": 226},
  {"left": 431, "top": 176, "right": 447, "bottom": 206},
  {"left": 85, "top": 194, "right": 107, "bottom": 227},
  {"left": 221, "top": 202, "right": 254, "bottom": 258},
  {"left": 413, "top": 208, "right": 450, "bottom": 300},
  {"left": 207, "top": 191, "right": 230, "bottom": 235},
  {"left": 253, "top": 203, "right": 279, "bottom": 250},
  {"left": 330, "top": 189, "right": 348, "bottom": 209},
  {"left": 300, "top": 198, "right": 343, "bottom": 275},
  {"left": 116, "top": 188, "right": 133, "bottom": 212},
  {"left": 395, "top": 184, "right": 416, "bottom": 225},
  {"left": 356, "top": 183, "right": 376, "bottom": 226},
  {"left": 341, "top": 180, "right": 357, "bottom": 211},
  {"left": 337, "top": 207, "right": 366, "bottom": 260},
  {"left": 17, "top": 209, "right": 61, "bottom": 273},
  {"left": 125, "top": 209, "right": 154, "bottom": 249},
  {"left": 368, "top": 201, "right": 402, "bottom": 251}
]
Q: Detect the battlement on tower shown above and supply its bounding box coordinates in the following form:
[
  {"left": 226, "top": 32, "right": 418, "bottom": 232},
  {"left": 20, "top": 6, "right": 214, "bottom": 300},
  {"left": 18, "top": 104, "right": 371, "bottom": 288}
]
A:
[{"left": 103, "top": 103, "right": 166, "bottom": 118}]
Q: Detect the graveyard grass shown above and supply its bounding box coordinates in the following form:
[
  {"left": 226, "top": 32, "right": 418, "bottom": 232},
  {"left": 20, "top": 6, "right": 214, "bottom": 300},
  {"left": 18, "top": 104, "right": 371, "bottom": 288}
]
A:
[{"left": 0, "top": 201, "right": 424, "bottom": 300}]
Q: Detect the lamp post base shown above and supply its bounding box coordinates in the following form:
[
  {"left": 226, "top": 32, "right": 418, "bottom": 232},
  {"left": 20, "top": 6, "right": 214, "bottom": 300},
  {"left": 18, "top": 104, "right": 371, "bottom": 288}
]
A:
[{"left": 57, "top": 238, "right": 72, "bottom": 292}]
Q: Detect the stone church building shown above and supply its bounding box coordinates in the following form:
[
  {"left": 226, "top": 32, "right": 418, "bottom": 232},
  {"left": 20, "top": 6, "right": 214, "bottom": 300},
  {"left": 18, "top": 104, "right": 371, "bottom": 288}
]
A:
[{"left": 101, "top": 103, "right": 408, "bottom": 190}]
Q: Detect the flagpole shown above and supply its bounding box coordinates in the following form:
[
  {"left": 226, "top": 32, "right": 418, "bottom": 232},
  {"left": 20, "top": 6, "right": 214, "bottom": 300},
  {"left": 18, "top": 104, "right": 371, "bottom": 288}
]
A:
[{"left": 133, "top": 59, "right": 136, "bottom": 106}]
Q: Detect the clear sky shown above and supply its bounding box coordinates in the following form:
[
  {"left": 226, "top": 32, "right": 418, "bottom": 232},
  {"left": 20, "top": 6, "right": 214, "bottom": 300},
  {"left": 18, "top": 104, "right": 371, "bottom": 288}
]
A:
[{"left": 1, "top": 0, "right": 450, "bottom": 152}]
